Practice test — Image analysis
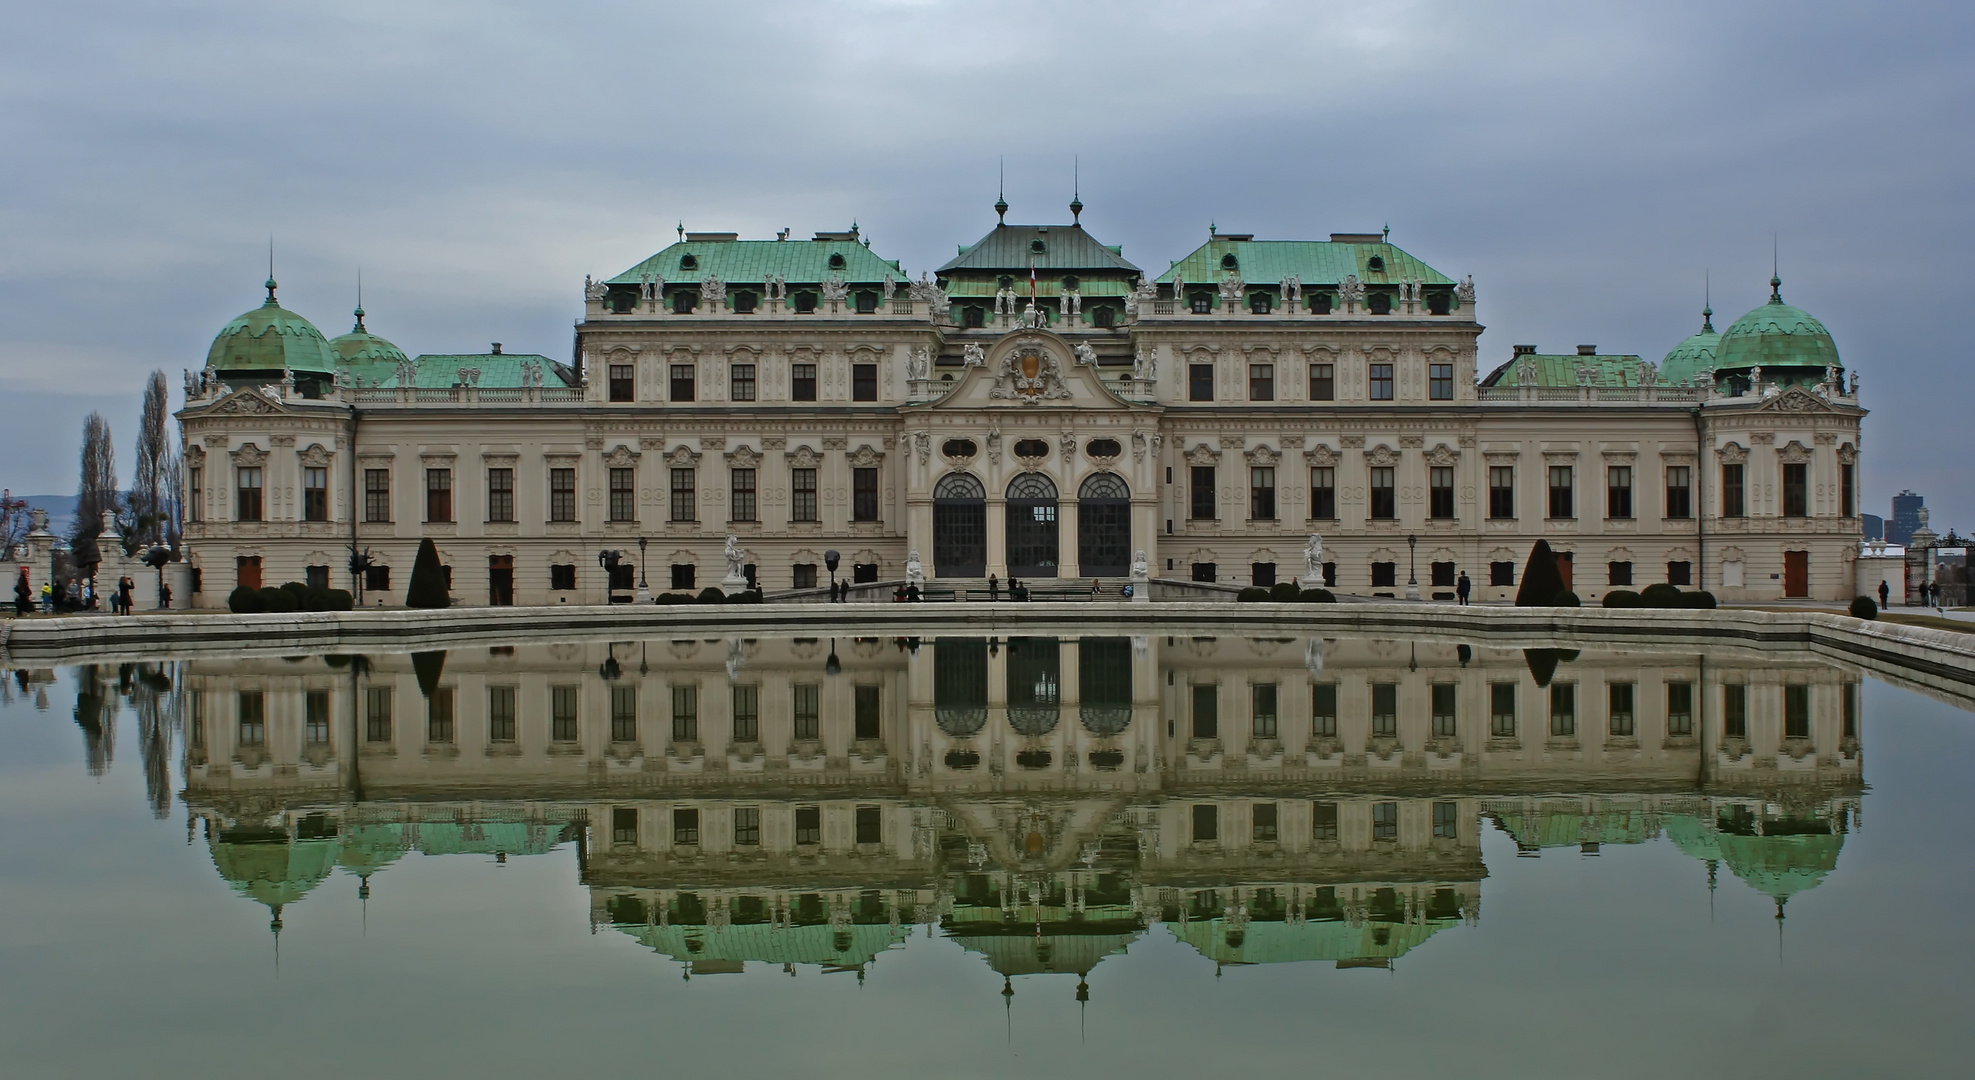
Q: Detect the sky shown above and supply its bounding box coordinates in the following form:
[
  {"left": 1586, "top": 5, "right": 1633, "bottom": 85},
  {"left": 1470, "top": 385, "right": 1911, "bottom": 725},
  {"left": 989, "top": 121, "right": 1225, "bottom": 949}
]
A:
[{"left": 2, "top": 0, "right": 1969, "bottom": 528}]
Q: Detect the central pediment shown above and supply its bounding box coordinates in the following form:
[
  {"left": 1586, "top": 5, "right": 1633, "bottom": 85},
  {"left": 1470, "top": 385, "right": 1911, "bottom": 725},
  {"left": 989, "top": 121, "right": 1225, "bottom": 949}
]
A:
[{"left": 913, "top": 329, "right": 1146, "bottom": 413}]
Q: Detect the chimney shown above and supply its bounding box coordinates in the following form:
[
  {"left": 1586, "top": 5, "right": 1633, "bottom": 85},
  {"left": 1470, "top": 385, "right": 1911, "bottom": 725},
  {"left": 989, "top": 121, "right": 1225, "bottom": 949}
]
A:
[
  {"left": 1513, "top": 345, "right": 1537, "bottom": 357},
  {"left": 1577, "top": 345, "right": 1597, "bottom": 356},
  {"left": 491, "top": 343, "right": 503, "bottom": 355}
]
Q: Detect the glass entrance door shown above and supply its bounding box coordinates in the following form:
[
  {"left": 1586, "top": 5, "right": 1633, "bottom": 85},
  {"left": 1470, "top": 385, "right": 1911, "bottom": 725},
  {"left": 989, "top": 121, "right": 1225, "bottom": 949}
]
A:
[{"left": 1004, "top": 473, "right": 1059, "bottom": 578}]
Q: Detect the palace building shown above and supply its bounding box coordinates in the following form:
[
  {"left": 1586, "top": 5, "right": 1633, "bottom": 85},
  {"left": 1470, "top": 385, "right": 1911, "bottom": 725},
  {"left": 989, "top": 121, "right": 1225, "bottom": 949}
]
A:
[{"left": 176, "top": 200, "right": 1866, "bottom": 605}]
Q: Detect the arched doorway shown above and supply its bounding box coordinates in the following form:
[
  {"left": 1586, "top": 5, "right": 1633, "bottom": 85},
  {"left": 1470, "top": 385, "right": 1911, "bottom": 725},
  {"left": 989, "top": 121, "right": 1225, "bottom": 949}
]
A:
[
  {"left": 932, "top": 472, "right": 986, "bottom": 578},
  {"left": 1077, "top": 472, "right": 1131, "bottom": 577},
  {"left": 1005, "top": 473, "right": 1059, "bottom": 578}
]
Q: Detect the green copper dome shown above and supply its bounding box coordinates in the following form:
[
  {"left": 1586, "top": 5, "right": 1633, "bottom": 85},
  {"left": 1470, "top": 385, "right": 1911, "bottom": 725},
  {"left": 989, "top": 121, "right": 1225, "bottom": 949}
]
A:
[
  {"left": 1714, "top": 277, "right": 1840, "bottom": 374},
  {"left": 328, "top": 306, "right": 408, "bottom": 365},
  {"left": 1658, "top": 307, "right": 1721, "bottom": 387},
  {"left": 205, "top": 279, "right": 339, "bottom": 375}
]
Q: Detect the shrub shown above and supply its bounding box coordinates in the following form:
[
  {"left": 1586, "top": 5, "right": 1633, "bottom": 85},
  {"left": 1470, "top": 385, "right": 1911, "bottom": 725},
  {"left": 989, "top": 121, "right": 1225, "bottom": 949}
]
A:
[
  {"left": 411, "top": 650, "right": 447, "bottom": 699},
  {"left": 1299, "top": 587, "right": 1337, "bottom": 603},
  {"left": 1516, "top": 540, "right": 1564, "bottom": 608},
  {"left": 1849, "top": 595, "right": 1878, "bottom": 619},
  {"left": 279, "top": 581, "right": 313, "bottom": 609},
  {"left": 227, "top": 585, "right": 265, "bottom": 613},
  {"left": 1269, "top": 582, "right": 1301, "bottom": 602},
  {"left": 1553, "top": 590, "right": 1581, "bottom": 607},
  {"left": 1639, "top": 582, "right": 1683, "bottom": 608},
  {"left": 313, "top": 588, "right": 355, "bottom": 611},
  {"left": 728, "top": 589, "right": 763, "bottom": 604},
  {"left": 1236, "top": 586, "right": 1270, "bottom": 603},
  {"left": 1602, "top": 590, "right": 1640, "bottom": 608},
  {"left": 656, "top": 591, "right": 692, "bottom": 605},
  {"left": 258, "top": 586, "right": 299, "bottom": 613},
  {"left": 696, "top": 586, "right": 726, "bottom": 604},
  {"left": 405, "top": 537, "right": 450, "bottom": 609},
  {"left": 1681, "top": 591, "right": 1718, "bottom": 609}
]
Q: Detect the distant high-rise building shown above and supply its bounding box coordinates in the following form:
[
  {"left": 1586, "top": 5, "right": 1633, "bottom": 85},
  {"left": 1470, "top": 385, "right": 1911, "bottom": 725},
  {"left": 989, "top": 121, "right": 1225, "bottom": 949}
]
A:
[
  {"left": 1890, "top": 491, "right": 1925, "bottom": 546},
  {"left": 1862, "top": 513, "right": 1884, "bottom": 542}
]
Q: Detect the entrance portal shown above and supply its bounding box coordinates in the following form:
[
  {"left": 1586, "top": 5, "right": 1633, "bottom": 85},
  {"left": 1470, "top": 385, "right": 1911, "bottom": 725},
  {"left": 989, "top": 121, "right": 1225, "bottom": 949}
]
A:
[
  {"left": 1077, "top": 472, "right": 1130, "bottom": 577},
  {"left": 1784, "top": 550, "right": 1809, "bottom": 598},
  {"left": 932, "top": 472, "right": 986, "bottom": 578},
  {"left": 1005, "top": 473, "right": 1059, "bottom": 578}
]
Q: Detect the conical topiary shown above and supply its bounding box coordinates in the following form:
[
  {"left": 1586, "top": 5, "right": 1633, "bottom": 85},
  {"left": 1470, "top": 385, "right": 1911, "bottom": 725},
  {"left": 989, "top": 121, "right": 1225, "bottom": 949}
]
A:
[
  {"left": 1515, "top": 539, "right": 1564, "bottom": 607},
  {"left": 405, "top": 537, "right": 449, "bottom": 608},
  {"left": 411, "top": 650, "right": 447, "bottom": 699}
]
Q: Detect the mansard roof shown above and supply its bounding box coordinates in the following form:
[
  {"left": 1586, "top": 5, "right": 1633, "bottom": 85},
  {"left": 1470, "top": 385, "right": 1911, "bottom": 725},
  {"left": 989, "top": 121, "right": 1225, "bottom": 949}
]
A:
[
  {"left": 340, "top": 349, "right": 575, "bottom": 390},
  {"left": 937, "top": 223, "right": 1140, "bottom": 276},
  {"left": 610, "top": 233, "right": 905, "bottom": 287},
  {"left": 1479, "top": 349, "right": 1652, "bottom": 389},
  {"left": 1157, "top": 237, "right": 1453, "bottom": 287}
]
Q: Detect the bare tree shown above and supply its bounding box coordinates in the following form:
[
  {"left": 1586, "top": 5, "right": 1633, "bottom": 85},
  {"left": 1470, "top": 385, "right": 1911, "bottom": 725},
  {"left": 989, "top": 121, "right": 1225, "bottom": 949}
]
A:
[
  {"left": 0, "top": 489, "right": 28, "bottom": 555},
  {"left": 131, "top": 371, "right": 171, "bottom": 547},
  {"left": 73, "top": 412, "right": 119, "bottom": 565}
]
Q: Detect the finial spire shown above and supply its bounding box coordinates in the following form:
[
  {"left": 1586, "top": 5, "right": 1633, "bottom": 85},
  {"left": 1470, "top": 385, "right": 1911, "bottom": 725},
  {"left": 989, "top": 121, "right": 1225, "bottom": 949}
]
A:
[
  {"left": 996, "top": 157, "right": 1008, "bottom": 225},
  {"left": 677, "top": 221, "right": 685, "bottom": 241},
  {"left": 1382, "top": 222, "right": 1390, "bottom": 242},
  {"left": 1070, "top": 157, "right": 1082, "bottom": 224},
  {"left": 1770, "top": 236, "right": 1782, "bottom": 303},
  {"left": 265, "top": 236, "right": 278, "bottom": 305},
  {"left": 353, "top": 268, "right": 366, "bottom": 331},
  {"left": 1702, "top": 271, "right": 1713, "bottom": 332}
]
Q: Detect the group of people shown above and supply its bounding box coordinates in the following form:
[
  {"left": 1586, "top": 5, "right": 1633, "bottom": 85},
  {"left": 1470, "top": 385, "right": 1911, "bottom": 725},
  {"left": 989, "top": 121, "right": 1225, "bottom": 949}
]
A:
[{"left": 9, "top": 571, "right": 151, "bottom": 616}]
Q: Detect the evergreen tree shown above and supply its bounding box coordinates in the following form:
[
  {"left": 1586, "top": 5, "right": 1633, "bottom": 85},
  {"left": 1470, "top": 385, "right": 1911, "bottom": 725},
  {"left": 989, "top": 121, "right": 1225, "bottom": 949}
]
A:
[
  {"left": 1515, "top": 539, "right": 1564, "bottom": 607},
  {"left": 72, "top": 412, "right": 119, "bottom": 565},
  {"left": 131, "top": 371, "right": 172, "bottom": 546},
  {"left": 405, "top": 537, "right": 450, "bottom": 608}
]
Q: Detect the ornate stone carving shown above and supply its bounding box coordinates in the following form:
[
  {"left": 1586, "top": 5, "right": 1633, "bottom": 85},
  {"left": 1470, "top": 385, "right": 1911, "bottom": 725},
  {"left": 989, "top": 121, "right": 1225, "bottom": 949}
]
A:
[
  {"left": 604, "top": 444, "right": 640, "bottom": 467},
  {"left": 1131, "top": 430, "right": 1148, "bottom": 463},
  {"left": 1340, "top": 435, "right": 1366, "bottom": 449},
  {"left": 1306, "top": 444, "right": 1337, "bottom": 467},
  {"left": 1779, "top": 441, "right": 1811, "bottom": 464},
  {"left": 1186, "top": 443, "right": 1220, "bottom": 466},
  {"left": 785, "top": 444, "right": 819, "bottom": 468},
  {"left": 1246, "top": 444, "right": 1279, "bottom": 467},
  {"left": 726, "top": 445, "right": 760, "bottom": 468},
  {"left": 1717, "top": 442, "right": 1748, "bottom": 464},
  {"left": 1059, "top": 432, "right": 1077, "bottom": 463},
  {"left": 962, "top": 343, "right": 986, "bottom": 368},
  {"left": 298, "top": 443, "right": 332, "bottom": 467},
  {"left": 1366, "top": 444, "right": 1396, "bottom": 466},
  {"left": 990, "top": 343, "right": 1072, "bottom": 401},
  {"left": 1339, "top": 274, "right": 1365, "bottom": 309},
  {"left": 1456, "top": 275, "right": 1475, "bottom": 304},
  {"left": 848, "top": 444, "right": 884, "bottom": 467},
  {"left": 820, "top": 272, "right": 848, "bottom": 303},
  {"left": 1073, "top": 342, "right": 1098, "bottom": 368},
  {"left": 666, "top": 445, "right": 702, "bottom": 467},
  {"left": 1426, "top": 444, "right": 1457, "bottom": 467},
  {"left": 214, "top": 389, "right": 280, "bottom": 415},
  {"left": 230, "top": 443, "right": 266, "bottom": 466},
  {"left": 1399, "top": 434, "right": 1424, "bottom": 449},
  {"left": 913, "top": 431, "right": 931, "bottom": 465}
]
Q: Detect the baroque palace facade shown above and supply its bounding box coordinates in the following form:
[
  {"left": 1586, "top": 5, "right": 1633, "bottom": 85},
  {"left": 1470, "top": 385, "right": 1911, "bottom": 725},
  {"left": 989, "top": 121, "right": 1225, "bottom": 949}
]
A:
[{"left": 177, "top": 202, "right": 1866, "bottom": 605}]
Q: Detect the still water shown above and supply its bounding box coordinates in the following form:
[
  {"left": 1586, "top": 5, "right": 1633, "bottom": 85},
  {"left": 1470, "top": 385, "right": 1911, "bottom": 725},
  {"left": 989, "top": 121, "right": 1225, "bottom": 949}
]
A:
[{"left": 2, "top": 634, "right": 1971, "bottom": 1077}]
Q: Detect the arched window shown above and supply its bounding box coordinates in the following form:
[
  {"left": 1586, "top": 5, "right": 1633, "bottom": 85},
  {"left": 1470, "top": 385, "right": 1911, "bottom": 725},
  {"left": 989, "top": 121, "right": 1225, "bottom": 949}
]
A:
[
  {"left": 932, "top": 472, "right": 987, "bottom": 578},
  {"left": 1221, "top": 253, "right": 1238, "bottom": 270},
  {"left": 1007, "top": 637, "right": 1060, "bottom": 736},
  {"left": 1078, "top": 637, "right": 1134, "bottom": 735},
  {"left": 680, "top": 254, "right": 698, "bottom": 271},
  {"left": 1005, "top": 473, "right": 1059, "bottom": 578},
  {"left": 934, "top": 638, "right": 988, "bottom": 736},
  {"left": 1077, "top": 473, "right": 1131, "bottom": 577},
  {"left": 828, "top": 253, "right": 847, "bottom": 270}
]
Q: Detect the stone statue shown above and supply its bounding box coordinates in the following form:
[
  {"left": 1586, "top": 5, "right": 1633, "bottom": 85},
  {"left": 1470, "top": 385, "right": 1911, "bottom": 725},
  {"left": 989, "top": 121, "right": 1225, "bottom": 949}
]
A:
[
  {"left": 1131, "top": 549, "right": 1149, "bottom": 578},
  {"left": 882, "top": 275, "right": 897, "bottom": 302},
  {"left": 1340, "top": 274, "right": 1365, "bottom": 309},
  {"left": 985, "top": 427, "right": 1002, "bottom": 462},
  {"left": 1749, "top": 364, "right": 1763, "bottom": 391},
  {"left": 1849, "top": 371, "right": 1860, "bottom": 395},
  {"left": 913, "top": 430, "right": 931, "bottom": 463},
  {"left": 1456, "top": 275, "right": 1475, "bottom": 304},
  {"left": 1639, "top": 361, "right": 1658, "bottom": 387},
  {"left": 994, "top": 285, "right": 1012, "bottom": 315},
  {"left": 1302, "top": 534, "right": 1325, "bottom": 585},
  {"left": 820, "top": 271, "right": 848, "bottom": 303},
  {"left": 1824, "top": 363, "right": 1838, "bottom": 389},
  {"left": 183, "top": 369, "right": 198, "bottom": 399},
  {"left": 1304, "top": 638, "right": 1326, "bottom": 678},
  {"left": 699, "top": 274, "right": 726, "bottom": 307},
  {"left": 962, "top": 343, "right": 986, "bottom": 368},
  {"left": 1021, "top": 301, "right": 1046, "bottom": 329},
  {"left": 1059, "top": 432, "right": 1077, "bottom": 462},
  {"left": 1218, "top": 270, "right": 1244, "bottom": 302},
  {"left": 585, "top": 274, "right": 607, "bottom": 301},
  {"left": 639, "top": 272, "right": 652, "bottom": 300},
  {"left": 1124, "top": 277, "right": 1156, "bottom": 316},
  {"left": 722, "top": 535, "right": 748, "bottom": 588},
  {"left": 1064, "top": 288, "right": 1080, "bottom": 316},
  {"left": 1073, "top": 342, "right": 1098, "bottom": 368},
  {"left": 905, "top": 549, "right": 925, "bottom": 586}
]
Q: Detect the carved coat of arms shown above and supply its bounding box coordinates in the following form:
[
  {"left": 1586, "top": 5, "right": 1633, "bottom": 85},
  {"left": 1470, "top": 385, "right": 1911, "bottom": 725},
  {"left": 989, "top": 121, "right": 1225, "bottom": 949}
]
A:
[{"left": 990, "top": 343, "right": 1072, "bottom": 402}]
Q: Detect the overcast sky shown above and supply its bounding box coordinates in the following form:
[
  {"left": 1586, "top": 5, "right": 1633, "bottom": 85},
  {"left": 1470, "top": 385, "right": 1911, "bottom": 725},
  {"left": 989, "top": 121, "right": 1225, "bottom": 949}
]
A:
[{"left": 2, "top": 1, "right": 1968, "bottom": 527}]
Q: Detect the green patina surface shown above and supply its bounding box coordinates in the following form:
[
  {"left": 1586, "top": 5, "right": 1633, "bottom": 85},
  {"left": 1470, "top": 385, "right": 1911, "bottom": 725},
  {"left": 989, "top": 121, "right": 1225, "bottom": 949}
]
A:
[
  {"left": 938, "top": 223, "right": 1141, "bottom": 276},
  {"left": 611, "top": 238, "right": 905, "bottom": 287},
  {"left": 1715, "top": 283, "right": 1841, "bottom": 372},
  {"left": 1157, "top": 239, "right": 1453, "bottom": 289},
  {"left": 616, "top": 920, "right": 914, "bottom": 968},
  {"left": 1658, "top": 311, "right": 1721, "bottom": 386},
  {"left": 1479, "top": 352, "right": 1652, "bottom": 388},
  {"left": 340, "top": 351, "right": 576, "bottom": 390},
  {"left": 206, "top": 283, "right": 340, "bottom": 374},
  {"left": 328, "top": 309, "right": 409, "bottom": 366},
  {"left": 1171, "top": 914, "right": 1457, "bottom": 966}
]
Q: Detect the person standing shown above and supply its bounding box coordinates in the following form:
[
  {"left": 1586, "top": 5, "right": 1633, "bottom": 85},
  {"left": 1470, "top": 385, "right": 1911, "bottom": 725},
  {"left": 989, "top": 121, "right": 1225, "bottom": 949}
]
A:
[
  {"left": 13, "top": 569, "right": 30, "bottom": 616},
  {"left": 119, "top": 576, "right": 134, "bottom": 616},
  {"left": 1879, "top": 578, "right": 1890, "bottom": 609},
  {"left": 1456, "top": 571, "right": 1471, "bottom": 606},
  {"left": 988, "top": 574, "right": 1000, "bottom": 601}
]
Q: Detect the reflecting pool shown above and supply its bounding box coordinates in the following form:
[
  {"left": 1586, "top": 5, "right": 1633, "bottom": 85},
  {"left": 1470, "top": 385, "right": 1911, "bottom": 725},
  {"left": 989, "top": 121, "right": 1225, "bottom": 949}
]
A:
[{"left": 3, "top": 634, "right": 1972, "bottom": 1077}]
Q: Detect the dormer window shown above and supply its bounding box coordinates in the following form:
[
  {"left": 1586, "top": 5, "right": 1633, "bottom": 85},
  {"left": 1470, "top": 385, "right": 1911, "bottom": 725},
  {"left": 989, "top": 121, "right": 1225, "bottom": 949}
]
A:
[
  {"left": 828, "top": 253, "right": 847, "bottom": 270},
  {"left": 732, "top": 290, "right": 757, "bottom": 314},
  {"left": 1428, "top": 291, "right": 1451, "bottom": 315},
  {"left": 1062, "top": 275, "right": 1079, "bottom": 291},
  {"left": 680, "top": 254, "right": 698, "bottom": 271},
  {"left": 672, "top": 290, "right": 697, "bottom": 314},
  {"left": 962, "top": 306, "right": 985, "bottom": 328},
  {"left": 1366, "top": 255, "right": 1385, "bottom": 272},
  {"left": 1368, "top": 292, "right": 1391, "bottom": 315},
  {"left": 793, "top": 291, "right": 817, "bottom": 314},
  {"left": 854, "top": 290, "right": 877, "bottom": 314},
  {"left": 1311, "top": 292, "right": 1333, "bottom": 315},
  {"left": 998, "top": 275, "right": 1014, "bottom": 289},
  {"left": 1249, "top": 292, "right": 1272, "bottom": 315},
  {"left": 1091, "top": 306, "right": 1115, "bottom": 329},
  {"left": 1030, "top": 239, "right": 1046, "bottom": 254},
  {"left": 1190, "top": 292, "right": 1213, "bottom": 314},
  {"left": 1221, "top": 253, "right": 1238, "bottom": 270}
]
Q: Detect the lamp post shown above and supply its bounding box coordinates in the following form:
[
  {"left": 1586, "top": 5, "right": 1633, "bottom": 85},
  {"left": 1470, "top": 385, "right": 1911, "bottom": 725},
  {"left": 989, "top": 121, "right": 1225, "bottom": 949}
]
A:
[
  {"left": 824, "top": 638, "right": 841, "bottom": 676},
  {"left": 824, "top": 549, "right": 841, "bottom": 602},
  {"left": 636, "top": 536, "right": 652, "bottom": 604},
  {"left": 1406, "top": 533, "right": 1421, "bottom": 602}
]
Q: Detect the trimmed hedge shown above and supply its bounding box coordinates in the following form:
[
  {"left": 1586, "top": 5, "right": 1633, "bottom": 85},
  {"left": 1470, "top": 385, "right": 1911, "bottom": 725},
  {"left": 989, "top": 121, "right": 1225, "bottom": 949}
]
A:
[
  {"left": 406, "top": 538, "right": 450, "bottom": 609},
  {"left": 1602, "top": 590, "right": 1641, "bottom": 608},
  {"left": 227, "top": 586, "right": 264, "bottom": 613},
  {"left": 1516, "top": 540, "right": 1565, "bottom": 607},
  {"left": 1553, "top": 590, "right": 1581, "bottom": 607},
  {"left": 1299, "top": 587, "right": 1337, "bottom": 603},
  {"left": 1269, "top": 582, "right": 1301, "bottom": 603},
  {"left": 1236, "top": 586, "right": 1271, "bottom": 602},
  {"left": 696, "top": 586, "right": 727, "bottom": 604},
  {"left": 258, "top": 586, "right": 300, "bottom": 613},
  {"left": 1849, "top": 595, "right": 1878, "bottom": 620}
]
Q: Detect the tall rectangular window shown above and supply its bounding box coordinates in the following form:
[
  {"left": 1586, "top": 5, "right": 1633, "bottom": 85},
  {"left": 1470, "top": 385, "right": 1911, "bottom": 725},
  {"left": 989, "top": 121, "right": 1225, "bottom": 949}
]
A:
[
  {"left": 852, "top": 468, "right": 879, "bottom": 522},
  {"left": 790, "top": 468, "right": 818, "bottom": 522},
  {"left": 1431, "top": 683, "right": 1457, "bottom": 738},
  {"left": 365, "top": 687, "right": 393, "bottom": 743},
  {"left": 1370, "top": 683, "right": 1398, "bottom": 737},
  {"left": 854, "top": 685, "right": 881, "bottom": 740},
  {"left": 1550, "top": 683, "right": 1576, "bottom": 737},
  {"left": 1429, "top": 363, "right": 1454, "bottom": 400},
  {"left": 1667, "top": 561, "right": 1693, "bottom": 586},
  {"left": 1312, "top": 801, "right": 1339, "bottom": 841},
  {"left": 1370, "top": 466, "right": 1396, "bottom": 519},
  {"left": 609, "top": 467, "right": 636, "bottom": 523},
  {"left": 794, "top": 806, "right": 821, "bottom": 845},
  {"left": 608, "top": 363, "right": 634, "bottom": 402},
  {"left": 1309, "top": 363, "right": 1335, "bottom": 401},
  {"left": 425, "top": 468, "right": 452, "bottom": 523},
  {"left": 611, "top": 808, "right": 638, "bottom": 845},
  {"left": 1189, "top": 364, "right": 1214, "bottom": 401},
  {"left": 730, "top": 468, "right": 757, "bottom": 523},
  {"left": 1489, "top": 466, "right": 1515, "bottom": 519},
  {"left": 1190, "top": 466, "right": 1216, "bottom": 520},
  {"left": 792, "top": 683, "right": 821, "bottom": 741},
  {"left": 1609, "top": 561, "right": 1633, "bottom": 586},
  {"left": 1607, "top": 465, "right": 1633, "bottom": 519},
  {"left": 1253, "top": 802, "right": 1279, "bottom": 843},
  {"left": 549, "top": 468, "right": 576, "bottom": 522},
  {"left": 610, "top": 686, "right": 638, "bottom": 743},
  {"left": 486, "top": 468, "right": 514, "bottom": 523},
  {"left": 1490, "top": 683, "right": 1517, "bottom": 738},
  {"left": 730, "top": 362, "right": 756, "bottom": 402},
  {"left": 237, "top": 691, "right": 265, "bottom": 747},
  {"left": 1249, "top": 364, "right": 1275, "bottom": 401},
  {"left": 187, "top": 467, "right": 203, "bottom": 522},
  {"left": 1372, "top": 802, "right": 1398, "bottom": 840},
  {"left": 305, "top": 691, "right": 330, "bottom": 746},
  {"left": 852, "top": 363, "right": 878, "bottom": 402},
  {"left": 1666, "top": 466, "right": 1692, "bottom": 519},
  {"left": 1251, "top": 683, "right": 1278, "bottom": 739},
  {"left": 671, "top": 685, "right": 699, "bottom": 743},
  {"left": 1433, "top": 801, "right": 1459, "bottom": 839},
  {"left": 732, "top": 685, "right": 760, "bottom": 743},
  {"left": 790, "top": 362, "right": 817, "bottom": 402},
  {"left": 1784, "top": 685, "right": 1810, "bottom": 739},
  {"left": 1666, "top": 682, "right": 1694, "bottom": 737},
  {"left": 670, "top": 364, "right": 695, "bottom": 402},
  {"left": 673, "top": 808, "right": 699, "bottom": 846},
  {"left": 302, "top": 467, "right": 328, "bottom": 522},
  {"left": 551, "top": 685, "right": 578, "bottom": 742},
  {"left": 1192, "top": 804, "right": 1219, "bottom": 842},
  {"left": 1840, "top": 463, "right": 1856, "bottom": 518},
  {"left": 488, "top": 686, "right": 517, "bottom": 743},
  {"left": 1249, "top": 467, "right": 1276, "bottom": 520},
  {"left": 855, "top": 806, "right": 882, "bottom": 845},
  {"left": 1548, "top": 465, "right": 1574, "bottom": 519},
  {"left": 1191, "top": 684, "right": 1218, "bottom": 740},
  {"left": 1782, "top": 463, "right": 1808, "bottom": 517},
  {"left": 235, "top": 468, "right": 263, "bottom": 522},
  {"left": 1310, "top": 466, "right": 1336, "bottom": 519},
  {"left": 363, "top": 468, "right": 390, "bottom": 523},
  {"left": 1312, "top": 683, "right": 1338, "bottom": 738},
  {"left": 669, "top": 468, "right": 695, "bottom": 522},
  {"left": 1369, "top": 363, "right": 1394, "bottom": 400},
  {"left": 1722, "top": 463, "right": 1746, "bottom": 518},
  {"left": 1430, "top": 466, "right": 1455, "bottom": 519},
  {"left": 733, "top": 807, "right": 761, "bottom": 846},
  {"left": 1609, "top": 683, "right": 1636, "bottom": 737},
  {"left": 1724, "top": 684, "right": 1748, "bottom": 740},
  {"left": 427, "top": 687, "right": 454, "bottom": 744}
]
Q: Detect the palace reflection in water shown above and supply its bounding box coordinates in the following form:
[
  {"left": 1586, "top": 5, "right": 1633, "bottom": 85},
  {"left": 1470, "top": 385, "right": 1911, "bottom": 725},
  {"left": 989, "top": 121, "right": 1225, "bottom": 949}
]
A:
[{"left": 125, "top": 634, "right": 1863, "bottom": 982}]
